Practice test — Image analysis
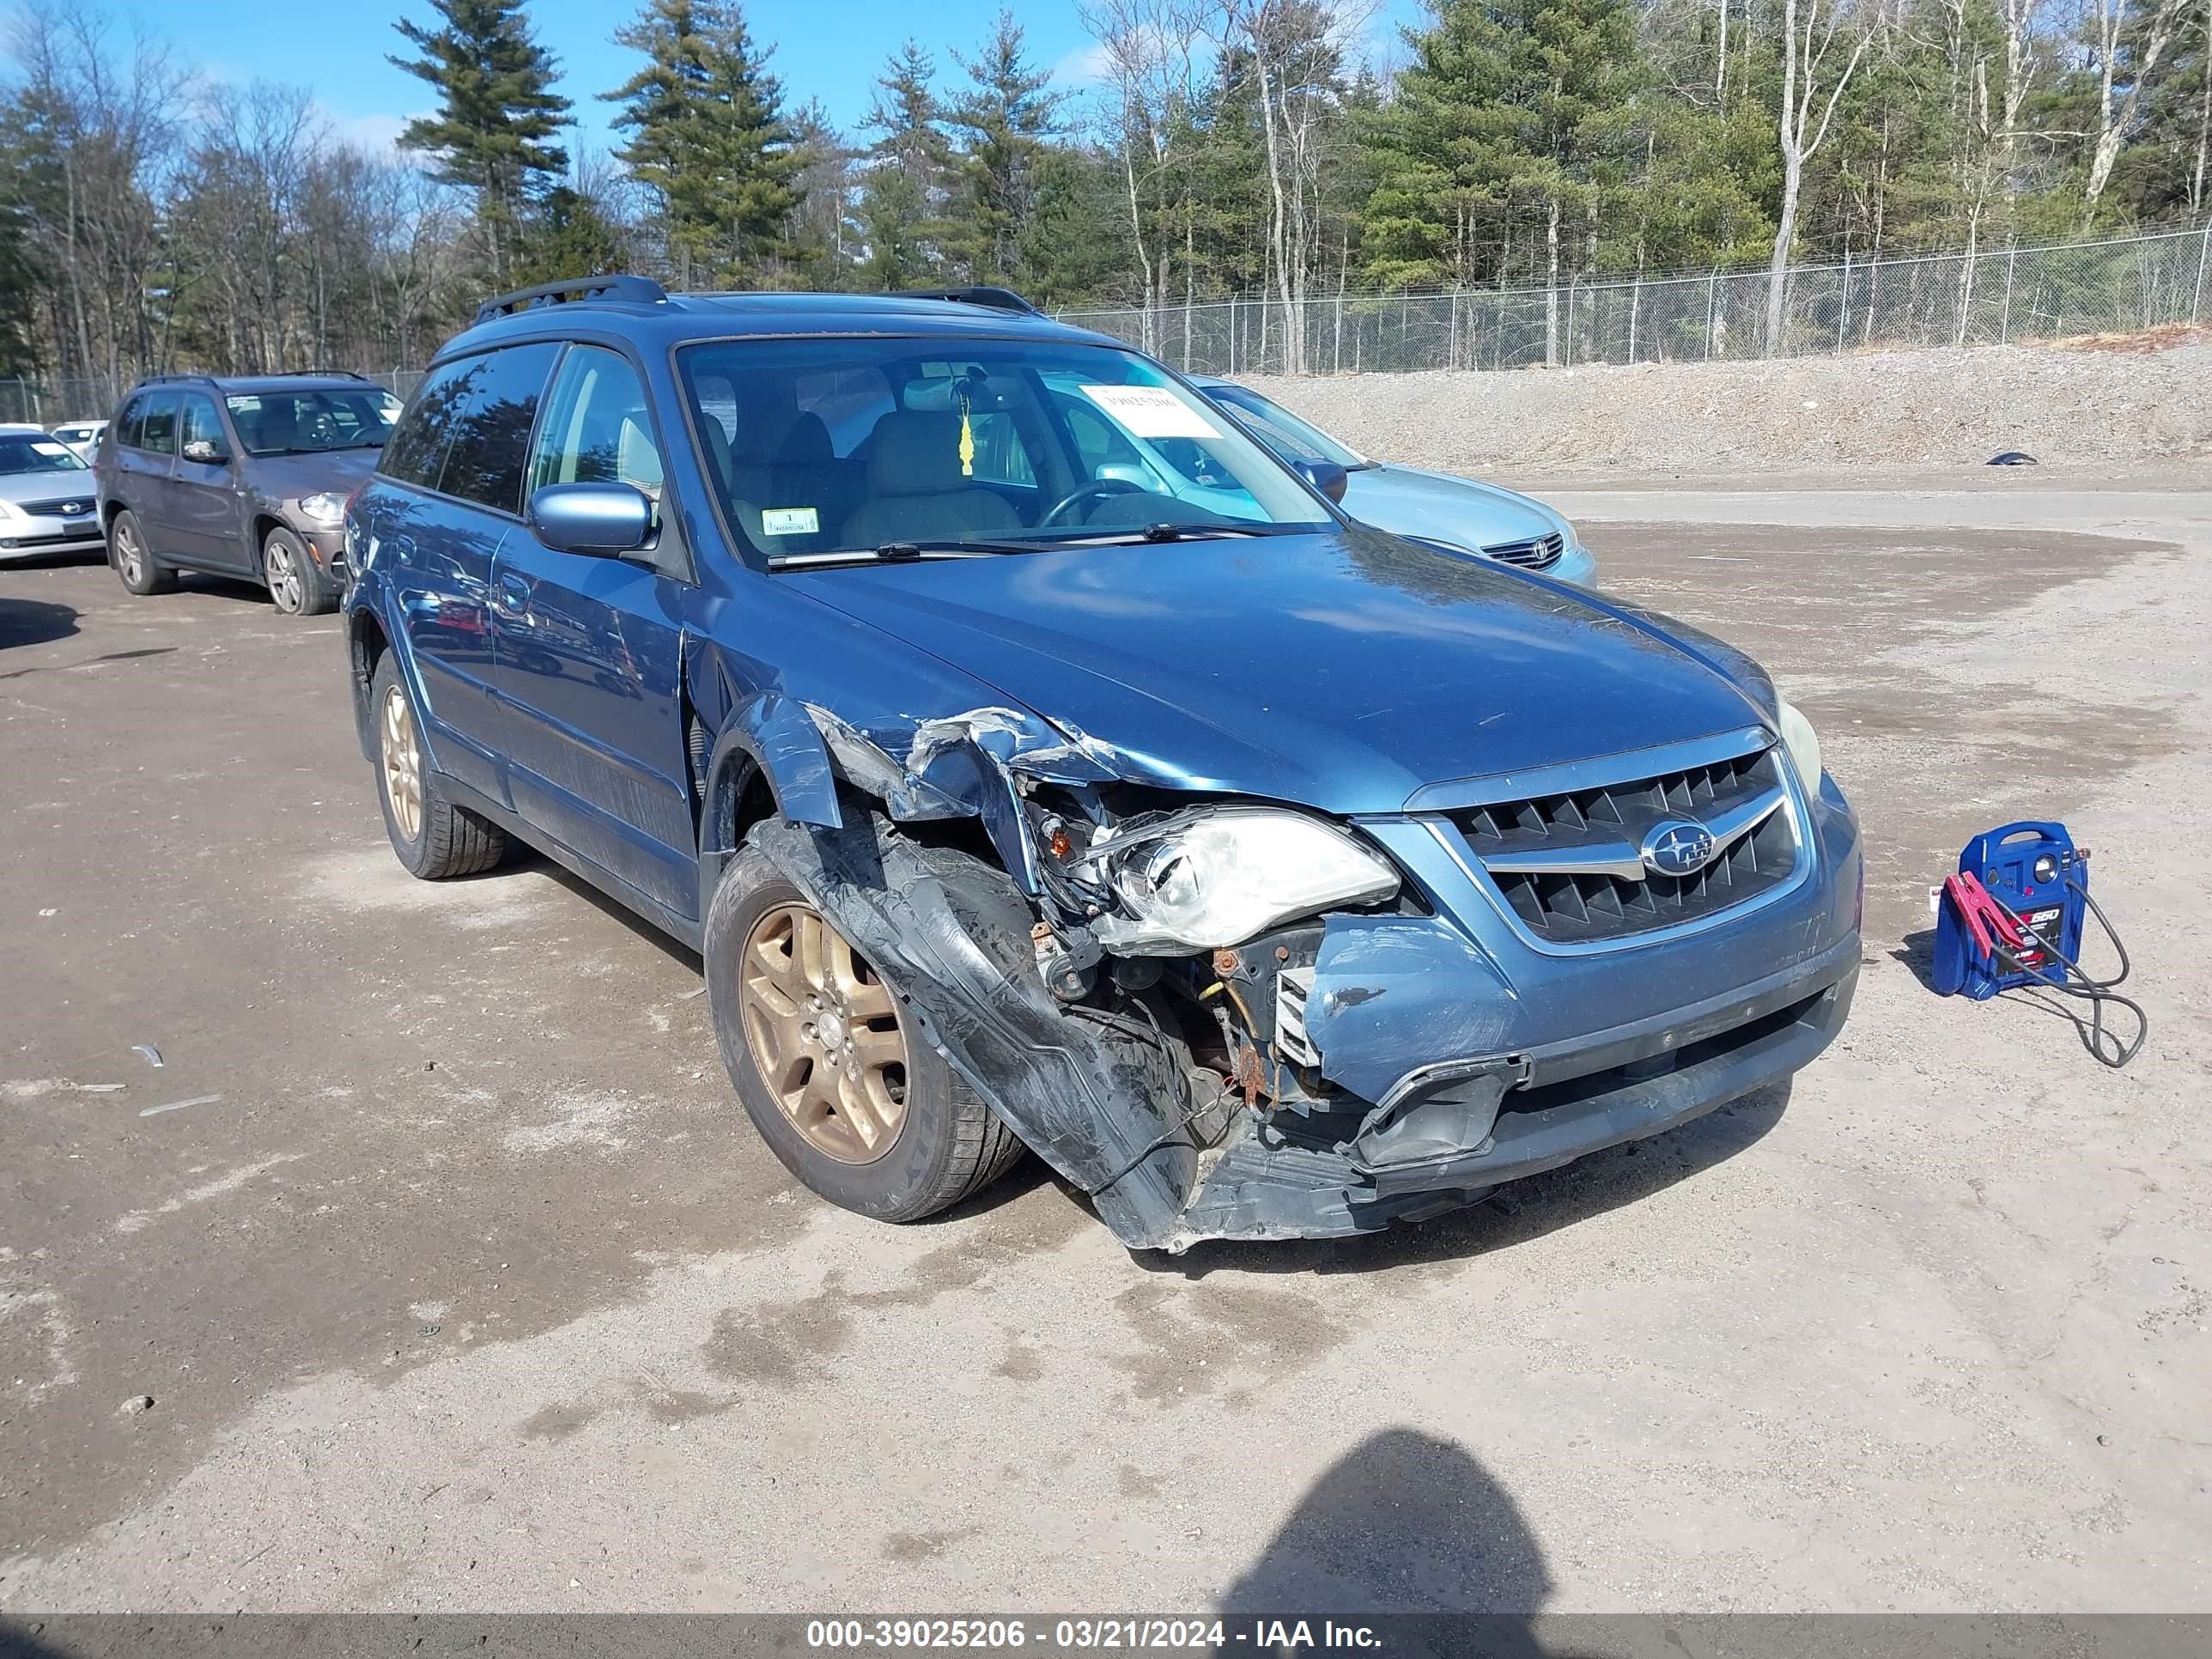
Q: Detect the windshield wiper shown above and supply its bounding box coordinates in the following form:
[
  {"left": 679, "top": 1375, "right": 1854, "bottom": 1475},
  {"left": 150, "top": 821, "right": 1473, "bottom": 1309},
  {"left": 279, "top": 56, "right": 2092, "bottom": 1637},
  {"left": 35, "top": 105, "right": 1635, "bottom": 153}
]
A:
[
  {"left": 1067, "top": 521, "right": 1282, "bottom": 544},
  {"left": 770, "top": 538, "right": 1064, "bottom": 570},
  {"left": 871, "top": 538, "right": 1059, "bottom": 559}
]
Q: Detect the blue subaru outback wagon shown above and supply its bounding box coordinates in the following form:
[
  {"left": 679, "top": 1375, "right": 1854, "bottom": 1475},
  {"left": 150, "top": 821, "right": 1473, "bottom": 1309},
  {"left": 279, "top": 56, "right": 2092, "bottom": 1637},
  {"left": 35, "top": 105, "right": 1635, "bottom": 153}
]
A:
[{"left": 343, "top": 276, "right": 1861, "bottom": 1251}]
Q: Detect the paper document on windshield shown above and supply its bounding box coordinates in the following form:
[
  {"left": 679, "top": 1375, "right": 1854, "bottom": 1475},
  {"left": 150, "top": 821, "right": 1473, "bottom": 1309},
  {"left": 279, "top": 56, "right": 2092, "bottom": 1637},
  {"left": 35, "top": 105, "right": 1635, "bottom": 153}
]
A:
[{"left": 1079, "top": 385, "right": 1223, "bottom": 441}]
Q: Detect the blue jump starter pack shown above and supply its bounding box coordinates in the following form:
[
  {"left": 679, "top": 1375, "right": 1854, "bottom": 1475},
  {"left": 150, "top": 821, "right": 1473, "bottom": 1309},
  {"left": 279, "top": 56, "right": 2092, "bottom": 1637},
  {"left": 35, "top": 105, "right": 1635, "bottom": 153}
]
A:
[
  {"left": 1930, "top": 818, "right": 2144, "bottom": 1067},
  {"left": 1931, "top": 821, "right": 2087, "bottom": 1000}
]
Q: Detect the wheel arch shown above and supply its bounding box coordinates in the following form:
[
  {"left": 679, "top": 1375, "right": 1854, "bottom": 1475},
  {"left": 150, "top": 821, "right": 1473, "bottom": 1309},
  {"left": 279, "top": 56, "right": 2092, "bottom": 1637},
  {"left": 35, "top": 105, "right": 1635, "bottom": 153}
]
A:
[{"left": 348, "top": 605, "right": 392, "bottom": 763}]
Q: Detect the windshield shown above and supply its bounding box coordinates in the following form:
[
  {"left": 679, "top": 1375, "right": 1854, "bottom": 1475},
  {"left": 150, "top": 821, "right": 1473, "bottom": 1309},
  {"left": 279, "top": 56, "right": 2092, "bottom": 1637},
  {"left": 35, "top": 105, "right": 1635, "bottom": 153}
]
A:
[
  {"left": 0, "top": 435, "right": 90, "bottom": 476},
  {"left": 1203, "top": 384, "right": 1365, "bottom": 470},
  {"left": 675, "top": 337, "right": 1333, "bottom": 562},
  {"left": 225, "top": 387, "right": 403, "bottom": 456}
]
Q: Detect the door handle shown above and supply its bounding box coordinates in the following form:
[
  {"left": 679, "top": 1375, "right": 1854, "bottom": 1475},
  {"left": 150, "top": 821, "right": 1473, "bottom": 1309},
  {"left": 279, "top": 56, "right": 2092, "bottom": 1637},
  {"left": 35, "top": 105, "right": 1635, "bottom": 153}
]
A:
[{"left": 495, "top": 573, "right": 532, "bottom": 614}]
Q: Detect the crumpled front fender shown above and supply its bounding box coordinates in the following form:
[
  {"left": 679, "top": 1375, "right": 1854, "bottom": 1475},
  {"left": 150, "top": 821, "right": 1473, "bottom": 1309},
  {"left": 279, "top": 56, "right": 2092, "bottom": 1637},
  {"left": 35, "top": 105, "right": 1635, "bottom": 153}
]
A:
[{"left": 748, "top": 815, "right": 1200, "bottom": 1248}]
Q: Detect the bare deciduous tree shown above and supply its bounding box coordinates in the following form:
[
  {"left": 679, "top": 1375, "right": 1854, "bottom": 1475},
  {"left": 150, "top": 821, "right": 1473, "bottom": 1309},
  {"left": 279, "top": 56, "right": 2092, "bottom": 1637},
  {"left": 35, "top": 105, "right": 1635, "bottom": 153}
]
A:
[
  {"left": 2081, "top": 0, "right": 2194, "bottom": 204},
  {"left": 1765, "top": 0, "right": 1879, "bottom": 350}
]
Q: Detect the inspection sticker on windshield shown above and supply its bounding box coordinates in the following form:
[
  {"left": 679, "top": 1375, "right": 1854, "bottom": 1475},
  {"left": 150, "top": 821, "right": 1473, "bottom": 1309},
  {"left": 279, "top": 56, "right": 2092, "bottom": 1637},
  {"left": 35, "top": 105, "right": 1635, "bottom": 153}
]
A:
[
  {"left": 761, "top": 507, "right": 818, "bottom": 537},
  {"left": 1079, "top": 384, "right": 1221, "bottom": 440}
]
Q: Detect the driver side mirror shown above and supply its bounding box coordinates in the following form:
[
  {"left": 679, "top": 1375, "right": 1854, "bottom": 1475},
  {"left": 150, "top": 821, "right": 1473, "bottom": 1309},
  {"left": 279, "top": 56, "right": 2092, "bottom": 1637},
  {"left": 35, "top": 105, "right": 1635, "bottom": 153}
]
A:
[
  {"left": 528, "top": 482, "right": 655, "bottom": 556},
  {"left": 182, "top": 438, "right": 228, "bottom": 465},
  {"left": 1291, "top": 458, "right": 1349, "bottom": 505}
]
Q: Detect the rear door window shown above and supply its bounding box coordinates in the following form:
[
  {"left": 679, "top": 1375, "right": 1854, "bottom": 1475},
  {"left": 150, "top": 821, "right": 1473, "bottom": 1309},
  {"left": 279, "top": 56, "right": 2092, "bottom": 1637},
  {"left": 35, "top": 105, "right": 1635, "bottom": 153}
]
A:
[
  {"left": 378, "top": 344, "right": 559, "bottom": 512},
  {"left": 114, "top": 397, "right": 146, "bottom": 450},
  {"left": 136, "top": 393, "right": 179, "bottom": 457}
]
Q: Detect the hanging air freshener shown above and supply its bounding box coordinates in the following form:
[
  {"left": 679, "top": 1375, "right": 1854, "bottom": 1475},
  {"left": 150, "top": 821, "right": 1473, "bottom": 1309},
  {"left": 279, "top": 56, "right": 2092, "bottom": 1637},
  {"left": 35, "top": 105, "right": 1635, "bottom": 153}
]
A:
[{"left": 957, "top": 392, "right": 975, "bottom": 477}]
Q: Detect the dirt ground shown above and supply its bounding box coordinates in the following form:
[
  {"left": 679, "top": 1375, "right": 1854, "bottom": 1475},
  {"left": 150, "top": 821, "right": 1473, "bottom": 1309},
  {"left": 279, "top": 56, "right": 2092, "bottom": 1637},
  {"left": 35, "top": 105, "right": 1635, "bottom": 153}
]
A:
[
  {"left": 1246, "top": 331, "right": 2212, "bottom": 472},
  {"left": 1, "top": 468, "right": 2208, "bottom": 1614}
]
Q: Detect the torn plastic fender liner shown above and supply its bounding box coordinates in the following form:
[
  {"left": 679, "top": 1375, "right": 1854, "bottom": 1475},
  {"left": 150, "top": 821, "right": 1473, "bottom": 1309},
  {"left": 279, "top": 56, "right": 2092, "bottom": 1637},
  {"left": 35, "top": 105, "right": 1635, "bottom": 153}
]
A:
[{"left": 749, "top": 815, "right": 1201, "bottom": 1248}]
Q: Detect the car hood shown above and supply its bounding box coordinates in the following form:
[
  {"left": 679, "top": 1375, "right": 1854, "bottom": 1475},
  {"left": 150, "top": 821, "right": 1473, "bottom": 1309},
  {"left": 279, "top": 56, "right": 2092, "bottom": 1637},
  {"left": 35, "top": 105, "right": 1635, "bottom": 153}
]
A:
[
  {"left": 788, "top": 527, "right": 1768, "bottom": 816},
  {"left": 248, "top": 447, "right": 381, "bottom": 500},
  {"left": 1339, "top": 464, "right": 1567, "bottom": 553},
  {"left": 0, "top": 467, "right": 98, "bottom": 507}
]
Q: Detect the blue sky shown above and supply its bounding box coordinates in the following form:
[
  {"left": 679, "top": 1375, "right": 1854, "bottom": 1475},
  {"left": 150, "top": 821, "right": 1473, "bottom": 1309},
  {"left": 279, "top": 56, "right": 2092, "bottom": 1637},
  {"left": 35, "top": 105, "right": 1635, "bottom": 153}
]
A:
[{"left": 137, "top": 0, "right": 1422, "bottom": 165}]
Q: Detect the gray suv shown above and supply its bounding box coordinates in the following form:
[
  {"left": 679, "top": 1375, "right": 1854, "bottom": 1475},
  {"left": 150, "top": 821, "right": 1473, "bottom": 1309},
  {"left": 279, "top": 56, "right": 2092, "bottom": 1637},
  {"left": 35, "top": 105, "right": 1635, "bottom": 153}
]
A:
[{"left": 95, "top": 373, "right": 404, "bottom": 614}]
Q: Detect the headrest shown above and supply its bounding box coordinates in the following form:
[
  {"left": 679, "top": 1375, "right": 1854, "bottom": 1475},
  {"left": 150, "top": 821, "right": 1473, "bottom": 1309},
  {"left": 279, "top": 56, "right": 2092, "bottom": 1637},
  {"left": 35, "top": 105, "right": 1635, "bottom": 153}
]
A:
[
  {"left": 778, "top": 412, "right": 833, "bottom": 465},
  {"left": 729, "top": 405, "right": 799, "bottom": 465},
  {"left": 866, "top": 411, "right": 964, "bottom": 495}
]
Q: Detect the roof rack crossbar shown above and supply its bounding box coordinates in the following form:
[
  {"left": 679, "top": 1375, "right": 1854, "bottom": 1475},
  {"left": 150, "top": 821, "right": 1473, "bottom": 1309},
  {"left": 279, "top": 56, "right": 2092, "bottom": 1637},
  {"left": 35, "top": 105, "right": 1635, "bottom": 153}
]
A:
[
  {"left": 891, "top": 285, "right": 1043, "bottom": 317},
  {"left": 474, "top": 274, "right": 670, "bottom": 324}
]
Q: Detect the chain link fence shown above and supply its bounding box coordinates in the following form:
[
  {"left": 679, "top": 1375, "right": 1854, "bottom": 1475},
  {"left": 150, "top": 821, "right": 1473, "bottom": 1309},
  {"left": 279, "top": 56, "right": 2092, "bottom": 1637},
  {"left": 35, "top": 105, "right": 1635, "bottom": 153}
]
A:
[
  {"left": 1058, "top": 222, "right": 2212, "bottom": 378},
  {"left": 5, "top": 224, "right": 2207, "bottom": 420}
]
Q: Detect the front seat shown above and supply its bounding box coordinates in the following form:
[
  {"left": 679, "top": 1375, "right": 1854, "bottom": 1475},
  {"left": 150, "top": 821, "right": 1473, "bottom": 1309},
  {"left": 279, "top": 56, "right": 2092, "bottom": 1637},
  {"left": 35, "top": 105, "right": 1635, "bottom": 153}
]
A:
[{"left": 840, "top": 411, "right": 1023, "bottom": 549}]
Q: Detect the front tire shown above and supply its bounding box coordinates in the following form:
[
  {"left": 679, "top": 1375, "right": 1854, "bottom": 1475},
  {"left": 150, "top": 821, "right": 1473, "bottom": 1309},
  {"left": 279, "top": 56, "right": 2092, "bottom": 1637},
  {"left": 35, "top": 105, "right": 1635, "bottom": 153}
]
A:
[
  {"left": 705, "top": 842, "right": 1026, "bottom": 1222},
  {"left": 264, "top": 526, "right": 335, "bottom": 617},
  {"left": 368, "top": 653, "right": 506, "bottom": 879},
  {"left": 109, "top": 511, "right": 176, "bottom": 596}
]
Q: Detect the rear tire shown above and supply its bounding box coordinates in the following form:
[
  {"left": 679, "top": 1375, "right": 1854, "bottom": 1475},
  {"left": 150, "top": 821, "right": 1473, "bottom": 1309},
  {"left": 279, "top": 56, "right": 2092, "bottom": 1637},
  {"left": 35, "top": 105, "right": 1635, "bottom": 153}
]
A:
[
  {"left": 704, "top": 840, "right": 1026, "bottom": 1222},
  {"left": 368, "top": 653, "right": 506, "bottom": 879},
  {"left": 109, "top": 511, "right": 176, "bottom": 596},
  {"left": 264, "top": 526, "right": 336, "bottom": 617}
]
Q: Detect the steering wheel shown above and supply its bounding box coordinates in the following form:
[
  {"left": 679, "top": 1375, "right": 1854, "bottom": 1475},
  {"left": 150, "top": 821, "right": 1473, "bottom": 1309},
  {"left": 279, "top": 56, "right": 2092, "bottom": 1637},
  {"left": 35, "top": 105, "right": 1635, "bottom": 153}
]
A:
[{"left": 1041, "top": 477, "right": 1146, "bottom": 527}]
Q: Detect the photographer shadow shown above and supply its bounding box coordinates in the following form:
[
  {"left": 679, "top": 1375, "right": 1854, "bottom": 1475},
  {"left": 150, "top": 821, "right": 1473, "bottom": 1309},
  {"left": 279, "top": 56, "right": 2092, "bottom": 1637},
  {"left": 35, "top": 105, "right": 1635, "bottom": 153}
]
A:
[{"left": 1218, "top": 1428, "right": 1554, "bottom": 1657}]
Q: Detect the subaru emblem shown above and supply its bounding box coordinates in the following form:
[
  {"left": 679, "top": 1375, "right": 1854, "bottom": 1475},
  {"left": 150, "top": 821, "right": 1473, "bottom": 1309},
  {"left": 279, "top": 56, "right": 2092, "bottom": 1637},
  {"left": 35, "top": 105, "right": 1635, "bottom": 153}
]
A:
[{"left": 1642, "top": 818, "right": 1718, "bottom": 878}]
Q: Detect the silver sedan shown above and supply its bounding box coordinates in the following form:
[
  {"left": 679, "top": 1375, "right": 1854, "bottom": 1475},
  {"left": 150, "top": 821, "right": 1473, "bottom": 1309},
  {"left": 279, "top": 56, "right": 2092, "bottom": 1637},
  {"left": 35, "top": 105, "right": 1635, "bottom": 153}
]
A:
[
  {"left": 1191, "top": 379, "right": 1598, "bottom": 585},
  {"left": 0, "top": 428, "right": 106, "bottom": 562}
]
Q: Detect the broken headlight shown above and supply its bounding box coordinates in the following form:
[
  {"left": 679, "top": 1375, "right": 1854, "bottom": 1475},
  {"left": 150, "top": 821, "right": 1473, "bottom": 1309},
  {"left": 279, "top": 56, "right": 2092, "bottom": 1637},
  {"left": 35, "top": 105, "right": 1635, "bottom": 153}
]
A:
[{"left": 1081, "top": 806, "right": 1400, "bottom": 955}]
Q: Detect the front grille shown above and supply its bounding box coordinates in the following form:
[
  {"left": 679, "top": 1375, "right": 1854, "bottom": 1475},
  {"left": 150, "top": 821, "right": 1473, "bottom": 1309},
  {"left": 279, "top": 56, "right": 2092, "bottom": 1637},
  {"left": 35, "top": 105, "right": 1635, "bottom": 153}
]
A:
[
  {"left": 1481, "top": 531, "right": 1565, "bottom": 568},
  {"left": 1449, "top": 743, "right": 1799, "bottom": 945},
  {"left": 18, "top": 496, "right": 95, "bottom": 517}
]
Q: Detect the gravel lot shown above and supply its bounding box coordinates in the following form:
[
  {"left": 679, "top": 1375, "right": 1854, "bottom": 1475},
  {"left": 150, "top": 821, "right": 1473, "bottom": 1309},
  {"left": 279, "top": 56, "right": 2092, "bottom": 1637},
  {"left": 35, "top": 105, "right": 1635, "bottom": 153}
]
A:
[
  {"left": 2, "top": 466, "right": 2208, "bottom": 1616},
  {"left": 1246, "top": 332, "right": 2212, "bottom": 474}
]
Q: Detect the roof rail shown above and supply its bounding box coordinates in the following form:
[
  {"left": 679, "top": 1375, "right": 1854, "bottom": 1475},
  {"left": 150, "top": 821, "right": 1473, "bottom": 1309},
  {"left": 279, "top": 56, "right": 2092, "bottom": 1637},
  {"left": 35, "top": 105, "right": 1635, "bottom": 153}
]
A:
[
  {"left": 892, "top": 285, "right": 1043, "bottom": 317},
  {"left": 474, "top": 273, "right": 670, "bottom": 325},
  {"left": 137, "top": 372, "right": 209, "bottom": 385}
]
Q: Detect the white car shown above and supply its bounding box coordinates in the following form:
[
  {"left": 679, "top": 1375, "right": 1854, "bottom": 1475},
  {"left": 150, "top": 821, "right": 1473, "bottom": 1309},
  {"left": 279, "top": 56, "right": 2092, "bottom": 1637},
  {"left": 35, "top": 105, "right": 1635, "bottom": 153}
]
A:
[{"left": 49, "top": 419, "right": 107, "bottom": 460}]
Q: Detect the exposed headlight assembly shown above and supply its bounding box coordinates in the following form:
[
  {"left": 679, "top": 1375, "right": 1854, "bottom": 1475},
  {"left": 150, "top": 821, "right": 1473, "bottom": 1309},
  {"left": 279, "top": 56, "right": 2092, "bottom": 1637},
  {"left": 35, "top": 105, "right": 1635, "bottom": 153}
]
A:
[
  {"left": 1080, "top": 806, "right": 1401, "bottom": 955},
  {"left": 1777, "top": 699, "right": 1824, "bottom": 789},
  {"left": 299, "top": 491, "right": 348, "bottom": 524}
]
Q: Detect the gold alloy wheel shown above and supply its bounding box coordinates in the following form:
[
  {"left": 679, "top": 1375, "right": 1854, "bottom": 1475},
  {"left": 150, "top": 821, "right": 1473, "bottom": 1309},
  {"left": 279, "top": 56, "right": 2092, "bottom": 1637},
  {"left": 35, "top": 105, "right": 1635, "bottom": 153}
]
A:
[
  {"left": 738, "top": 903, "right": 909, "bottom": 1164},
  {"left": 380, "top": 683, "right": 424, "bottom": 843}
]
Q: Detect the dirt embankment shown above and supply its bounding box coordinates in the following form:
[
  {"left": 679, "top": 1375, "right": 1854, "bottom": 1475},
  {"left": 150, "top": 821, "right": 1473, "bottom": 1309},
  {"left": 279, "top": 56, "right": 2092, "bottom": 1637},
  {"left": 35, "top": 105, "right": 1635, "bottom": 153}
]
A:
[{"left": 1245, "top": 329, "right": 2212, "bottom": 475}]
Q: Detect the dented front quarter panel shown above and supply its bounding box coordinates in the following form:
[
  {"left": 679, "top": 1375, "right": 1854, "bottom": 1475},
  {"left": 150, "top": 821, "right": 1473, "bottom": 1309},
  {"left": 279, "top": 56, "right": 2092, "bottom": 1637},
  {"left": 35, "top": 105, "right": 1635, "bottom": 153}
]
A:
[{"left": 749, "top": 814, "right": 1205, "bottom": 1247}]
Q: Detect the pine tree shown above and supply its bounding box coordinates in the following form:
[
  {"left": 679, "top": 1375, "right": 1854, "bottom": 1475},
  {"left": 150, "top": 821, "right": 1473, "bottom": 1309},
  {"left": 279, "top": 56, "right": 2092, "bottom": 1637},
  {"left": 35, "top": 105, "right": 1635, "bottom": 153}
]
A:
[
  {"left": 604, "top": 0, "right": 800, "bottom": 286},
  {"left": 854, "top": 42, "right": 952, "bottom": 289},
  {"left": 1358, "top": 0, "right": 1647, "bottom": 314},
  {"left": 508, "top": 185, "right": 631, "bottom": 286},
  {"left": 943, "top": 9, "right": 1060, "bottom": 287},
  {"left": 782, "top": 100, "right": 858, "bottom": 289},
  {"left": 390, "top": 0, "right": 571, "bottom": 284}
]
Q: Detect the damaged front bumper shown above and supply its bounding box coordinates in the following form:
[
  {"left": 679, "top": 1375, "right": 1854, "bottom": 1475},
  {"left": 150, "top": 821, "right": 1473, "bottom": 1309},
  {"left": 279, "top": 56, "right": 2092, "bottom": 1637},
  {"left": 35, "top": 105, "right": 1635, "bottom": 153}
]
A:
[{"left": 751, "top": 765, "right": 1862, "bottom": 1250}]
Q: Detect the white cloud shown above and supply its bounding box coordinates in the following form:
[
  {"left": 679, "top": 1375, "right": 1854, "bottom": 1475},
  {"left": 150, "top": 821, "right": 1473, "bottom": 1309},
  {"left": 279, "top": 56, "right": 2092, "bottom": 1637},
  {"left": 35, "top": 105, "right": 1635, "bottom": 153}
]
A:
[
  {"left": 316, "top": 106, "right": 426, "bottom": 157},
  {"left": 1050, "top": 40, "right": 1116, "bottom": 88}
]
